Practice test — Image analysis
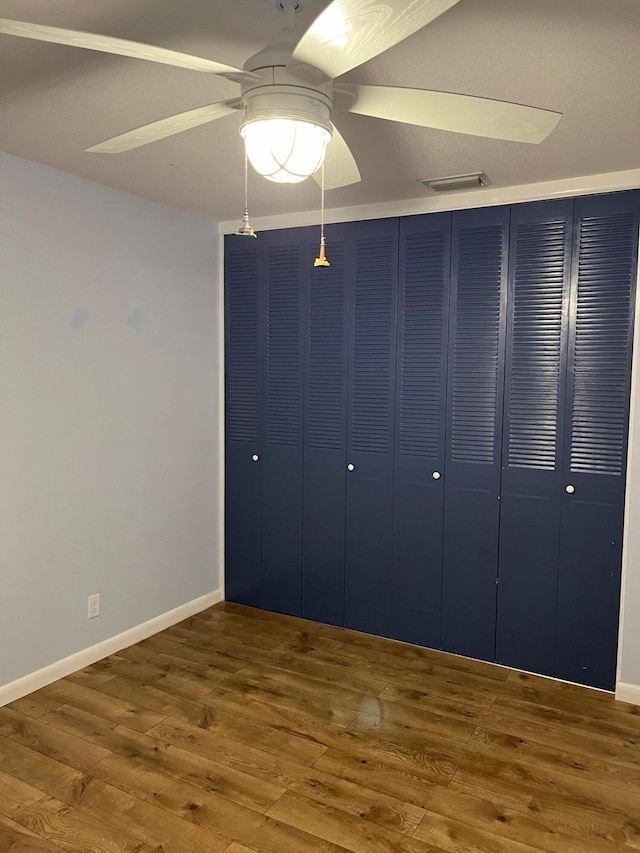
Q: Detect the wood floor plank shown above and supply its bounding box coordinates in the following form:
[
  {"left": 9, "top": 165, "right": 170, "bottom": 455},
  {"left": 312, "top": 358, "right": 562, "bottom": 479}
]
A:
[
  {"left": 171, "top": 614, "right": 293, "bottom": 649},
  {"left": 147, "top": 712, "right": 327, "bottom": 766},
  {"left": 95, "top": 674, "right": 224, "bottom": 728},
  {"left": 0, "top": 735, "right": 88, "bottom": 807},
  {"left": 39, "top": 681, "right": 166, "bottom": 734},
  {"left": 87, "top": 753, "right": 353, "bottom": 853},
  {"left": 50, "top": 700, "right": 428, "bottom": 836},
  {"left": 489, "top": 693, "right": 640, "bottom": 743},
  {"left": 216, "top": 667, "right": 474, "bottom": 740},
  {"left": 160, "top": 623, "right": 289, "bottom": 664},
  {"left": 40, "top": 703, "right": 286, "bottom": 815},
  {"left": 0, "top": 769, "right": 48, "bottom": 818},
  {"left": 379, "top": 683, "right": 494, "bottom": 717},
  {"left": 224, "top": 845, "right": 262, "bottom": 853},
  {"left": 105, "top": 658, "right": 230, "bottom": 699},
  {"left": 313, "top": 747, "right": 441, "bottom": 809},
  {"left": 449, "top": 769, "right": 632, "bottom": 844},
  {"left": 206, "top": 671, "right": 358, "bottom": 728},
  {"left": 421, "top": 782, "right": 628, "bottom": 853},
  {"left": 199, "top": 681, "right": 466, "bottom": 775},
  {"left": 413, "top": 811, "right": 548, "bottom": 853},
  {"left": 265, "top": 789, "right": 444, "bottom": 853},
  {"left": 0, "top": 813, "right": 65, "bottom": 852},
  {"left": 0, "top": 709, "right": 110, "bottom": 772},
  {"left": 478, "top": 706, "right": 640, "bottom": 770},
  {"left": 7, "top": 692, "right": 64, "bottom": 721},
  {"left": 281, "top": 627, "right": 417, "bottom": 673},
  {"left": 221, "top": 662, "right": 376, "bottom": 720},
  {"left": 15, "top": 795, "right": 157, "bottom": 853},
  {"left": 71, "top": 775, "right": 232, "bottom": 853},
  {"left": 65, "top": 669, "right": 116, "bottom": 689},
  {"left": 470, "top": 725, "right": 640, "bottom": 791},
  {"left": 2, "top": 601, "right": 639, "bottom": 853}
]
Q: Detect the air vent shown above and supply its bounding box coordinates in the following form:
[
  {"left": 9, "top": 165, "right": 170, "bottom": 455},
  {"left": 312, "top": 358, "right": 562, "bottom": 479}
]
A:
[{"left": 420, "top": 173, "right": 491, "bottom": 192}]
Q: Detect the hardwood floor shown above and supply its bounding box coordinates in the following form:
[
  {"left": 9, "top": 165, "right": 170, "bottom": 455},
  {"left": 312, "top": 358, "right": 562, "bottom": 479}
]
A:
[{"left": 2, "top": 602, "right": 640, "bottom": 852}]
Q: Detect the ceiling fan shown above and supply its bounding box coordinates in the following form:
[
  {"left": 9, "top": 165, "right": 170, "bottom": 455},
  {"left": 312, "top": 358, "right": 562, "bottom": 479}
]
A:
[{"left": 0, "top": 0, "right": 562, "bottom": 189}]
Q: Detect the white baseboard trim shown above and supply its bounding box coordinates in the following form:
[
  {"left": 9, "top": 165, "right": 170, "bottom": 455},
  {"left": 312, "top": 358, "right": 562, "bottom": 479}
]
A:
[
  {"left": 0, "top": 589, "right": 223, "bottom": 707},
  {"left": 615, "top": 681, "right": 640, "bottom": 706}
]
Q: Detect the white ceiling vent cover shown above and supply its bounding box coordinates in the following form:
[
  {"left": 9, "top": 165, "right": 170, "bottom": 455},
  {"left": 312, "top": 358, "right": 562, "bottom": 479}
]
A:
[{"left": 421, "top": 172, "right": 491, "bottom": 192}]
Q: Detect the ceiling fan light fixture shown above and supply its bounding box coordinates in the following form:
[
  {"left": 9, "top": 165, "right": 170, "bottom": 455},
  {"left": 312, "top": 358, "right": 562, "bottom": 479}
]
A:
[
  {"left": 240, "top": 85, "right": 333, "bottom": 184},
  {"left": 241, "top": 118, "right": 331, "bottom": 183}
]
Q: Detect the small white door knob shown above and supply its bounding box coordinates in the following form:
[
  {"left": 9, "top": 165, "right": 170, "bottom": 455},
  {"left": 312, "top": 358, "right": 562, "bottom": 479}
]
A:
[
  {"left": 252, "top": 454, "right": 259, "bottom": 462},
  {"left": 565, "top": 484, "right": 575, "bottom": 494},
  {"left": 432, "top": 471, "right": 441, "bottom": 480},
  {"left": 347, "top": 463, "right": 355, "bottom": 472}
]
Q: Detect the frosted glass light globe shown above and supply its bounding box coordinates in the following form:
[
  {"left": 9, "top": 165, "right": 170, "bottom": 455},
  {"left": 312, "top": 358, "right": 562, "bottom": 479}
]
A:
[{"left": 241, "top": 118, "right": 331, "bottom": 184}]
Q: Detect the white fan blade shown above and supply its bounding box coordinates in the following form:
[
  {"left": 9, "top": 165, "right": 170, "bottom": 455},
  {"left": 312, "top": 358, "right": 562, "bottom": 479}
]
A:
[
  {"left": 315, "top": 126, "right": 361, "bottom": 189},
  {"left": 347, "top": 85, "right": 562, "bottom": 143},
  {"left": 86, "top": 100, "right": 240, "bottom": 154},
  {"left": 293, "top": 0, "right": 461, "bottom": 79},
  {"left": 0, "top": 18, "right": 257, "bottom": 80}
]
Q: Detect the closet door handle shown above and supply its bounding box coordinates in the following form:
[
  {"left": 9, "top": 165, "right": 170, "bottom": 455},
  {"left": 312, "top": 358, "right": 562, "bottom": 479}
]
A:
[
  {"left": 347, "top": 463, "right": 355, "bottom": 472},
  {"left": 565, "top": 484, "right": 575, "bottom": 494},
  {"left": 432, "top": 471, "right": 441, "bottom": 480},
  {"left": 251, "top": 454, "right": 259, "bottom": 462}
]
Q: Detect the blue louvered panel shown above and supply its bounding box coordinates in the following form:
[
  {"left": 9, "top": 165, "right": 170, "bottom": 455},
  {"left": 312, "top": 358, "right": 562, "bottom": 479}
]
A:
[
  {"left": 392, "top": 213, "right": 450, "bottom": 650},
  {"left": 226, "top": 248, "right": 260, "bottom": 443},
  {"left": 345, "top": 219, "right": 398, "bottom": 640},
  {"left": 307, "top": 242, "right": 346, "bottom": 451},
  {"left": 399, "top": 230, "right": 447, "bottom": 459},
  {"left": 261, "top": 236, "right": 305, "bottom": 617},
  {"left": 496, "top": 199, "right": 573, "bottom": 680},
  {"left": 351, "top": 236, "right": 396, "bottom": 454},
  {"left": 442, "top": 206, "right": 509, "bottom": 663},
  {"left": 507, "top": 219, "right": 567, "bottom": 470},
  {"left": 303, "top": 230, "right": 348, "bottom": 627},
  {"left": 557, "top": 191, "right": 639, "bottom": 690},
  {"left": 569, "top": 213, "right": 636, "bottom": 475},
  {"left": 450, "top": 225, "right": 504, "bottom": 465},
  {"left": 224, "top": 237, "right": 262, "bottom": 607},
  {"left": 265, "top": 244, "right": 302, "bottom": 447}
]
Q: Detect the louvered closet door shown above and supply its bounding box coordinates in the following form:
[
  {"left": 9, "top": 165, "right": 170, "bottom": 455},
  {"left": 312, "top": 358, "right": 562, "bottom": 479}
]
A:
[
  {"left": 556, "top": 191, "right": 639, "bottom": 689},
  {"left": 260, "top": 232, "right": 306, "bottom": 616},
  {"left": 224, "top": 236, "right": 263, "bottom": 606},
  {"left": 391, "top": 213, "right": 451, "bottom": 646},
  {"left": 442, "top": 206, "right": 509, "bottom": 660},
  {"left": 344, "top": 218, "right": 399, "bottom": 636},
  {"left": 302, "top": 226, "right": 349, "bottom": 625},
  {"left": 496, "top": 200, "right": 573, "bottom": 676}
]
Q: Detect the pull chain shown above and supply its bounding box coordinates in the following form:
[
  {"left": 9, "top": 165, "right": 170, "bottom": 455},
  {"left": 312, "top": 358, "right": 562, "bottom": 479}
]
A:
[
  {"left": 314, "top": 163, "right": 330, "bottom": 267},
  {"left": 235, "top": 152, "right": 257, "bottom": 238}
]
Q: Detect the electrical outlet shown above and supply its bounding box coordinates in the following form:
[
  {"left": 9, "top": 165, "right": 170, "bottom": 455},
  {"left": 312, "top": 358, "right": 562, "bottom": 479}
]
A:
[{"left": 88, "top": 593, "right": 100, "bottom": 619}]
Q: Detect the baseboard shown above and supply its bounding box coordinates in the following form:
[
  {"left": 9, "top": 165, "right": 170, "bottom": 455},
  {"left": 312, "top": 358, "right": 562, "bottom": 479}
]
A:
[
  {"left": 0, "top": 588, "right": 223, "bottom": 707},
  {"left": 615, "top": 681, "right": 640, "bottom": 706}
]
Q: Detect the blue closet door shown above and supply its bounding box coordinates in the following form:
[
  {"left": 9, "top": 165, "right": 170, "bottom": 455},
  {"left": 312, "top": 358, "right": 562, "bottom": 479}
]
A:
[
  {"left": 260, "top": 233, "right": 306, "bottom": 616},
  {"left": 224, "top": 236, "right": 263, "bottom": 606},
  {"left": 391, "top": 213, "right": 451, "bottom": 647},
  {"left": 344, "top": 218, "right": 399, "bottom": 637},
  {"left": 556, "top": 191, "right": 639, "bottom": 689},
  {"left": 496, "top": 200, "right": 573, "bottom": 676},
  {"left": 441, "top": 206, "right": 509, "bottom": 661},
  {"left": 302, "top": 227, "right": 349, "bottom": 626}
]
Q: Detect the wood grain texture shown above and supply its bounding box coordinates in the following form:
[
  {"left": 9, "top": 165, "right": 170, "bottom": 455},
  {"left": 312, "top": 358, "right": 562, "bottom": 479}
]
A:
[{"left": 1, "top": 601, "right": 639, "bottom": 853}]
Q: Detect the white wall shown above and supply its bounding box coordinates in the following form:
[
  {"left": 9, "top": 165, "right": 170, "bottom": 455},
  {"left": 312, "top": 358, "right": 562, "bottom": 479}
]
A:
[{"left": 0, "top": 153, "right": 221, "bottom": 688}]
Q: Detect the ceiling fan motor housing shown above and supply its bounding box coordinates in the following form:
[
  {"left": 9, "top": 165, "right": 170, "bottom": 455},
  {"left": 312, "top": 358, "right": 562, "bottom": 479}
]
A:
[{"left": 240, "top": 43, "right": 333, "bottom": 137}]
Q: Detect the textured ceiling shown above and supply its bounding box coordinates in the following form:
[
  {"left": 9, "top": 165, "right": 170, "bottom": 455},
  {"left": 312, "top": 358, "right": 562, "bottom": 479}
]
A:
[{"left": 1, "top": 0, "right": 638, "bottom": 221}]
